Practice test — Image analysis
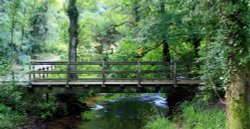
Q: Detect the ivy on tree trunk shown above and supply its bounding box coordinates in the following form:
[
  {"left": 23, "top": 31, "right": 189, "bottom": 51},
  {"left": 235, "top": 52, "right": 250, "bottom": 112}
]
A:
[{"left": 220, "top": 0, "right": 250, "bottom": 128}]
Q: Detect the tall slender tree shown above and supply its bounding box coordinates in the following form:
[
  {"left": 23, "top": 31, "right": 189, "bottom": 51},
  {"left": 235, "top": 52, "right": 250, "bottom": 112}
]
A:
[
  {"left": 159, "top": 0, "right": 170, "bottom": 62},
  {"left": 9, "top": 0, "right": 21, "bottom": 64},
  {"left": 67, "top": 0, "right": 79, "bottom": 78},
  {"left": 29, "top": 1, "right": 49, "bottom": 54}
]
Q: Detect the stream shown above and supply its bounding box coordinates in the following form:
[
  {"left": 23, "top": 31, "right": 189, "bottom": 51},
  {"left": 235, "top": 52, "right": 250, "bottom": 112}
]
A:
[{"left": 41, "top": 94, "right": 167, "bottom": 129}]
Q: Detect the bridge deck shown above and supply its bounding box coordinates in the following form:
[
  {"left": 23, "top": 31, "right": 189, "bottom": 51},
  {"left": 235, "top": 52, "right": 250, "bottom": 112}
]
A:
[
  {"left": 31, "top": 80, "right": 202, "bottom": 86},
  {"left": 31, "top": 79, "right": 202, "bottom": 87}
]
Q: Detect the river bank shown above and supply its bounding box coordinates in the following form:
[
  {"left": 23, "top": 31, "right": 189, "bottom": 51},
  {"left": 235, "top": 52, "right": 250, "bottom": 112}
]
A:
[{"left": 21, "top": 93, "right": 167, "bottom": 129}]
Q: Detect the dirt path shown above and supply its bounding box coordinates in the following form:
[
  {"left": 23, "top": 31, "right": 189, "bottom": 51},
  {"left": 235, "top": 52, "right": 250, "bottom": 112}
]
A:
[{"left": 0, "top": 56, "right": 60, "bottom": 82}]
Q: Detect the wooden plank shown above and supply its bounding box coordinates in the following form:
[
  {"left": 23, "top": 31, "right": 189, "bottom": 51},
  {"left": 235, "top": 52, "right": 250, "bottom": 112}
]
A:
[
  {"left": 29, "top": 64, "right": 31, "bottom": 81},
  {"left": 102, "top": 61, "right": 105, "bottom": 87},
  {"left": 140, "top": 70, "right": 171, "bottom": 74},
  {"left": 69, "top": 62, "right": 102, "bottom": 65},
  {"left": 105, "top": 62, "right": 138, "bottom": 65},
  {"left": 31, "top": 62, "right": 67, "bottom": 65},
  {"left": 137, "top": 62, "right": 141, "bottom": 87},
  {"left": 105, "top": 62, "right": 173, "bottom": 65},
  {"left": 33, "top": 78, "right": 67, "bottom": 81},
  {"left": 30, "top": 70, "right": 193, "bottom": 74},
  {"left": 175, "top": 61, "right": 203, "bottom": 65},
  {"left": 33, "top": 78, "right": 104, "bottom": 81},
  {"left": 30, "top": 79, "right": 202, "bottom": 86},
  {"left": 30, "top": 61, "right": 202, "bottom": 66},
  {"left": 31, "top": 77, "right": 200, "bottom": 82},
  {"left": 68, "top": 70, "right": 137, "bottom": 74},
  {"left": 104, "top": 70, "right": 137, "bottom": 74},
  {"left": 30, "top": 61, "right": 174, "bottom": 66},
  {"left": 30, "top": 71, "right": 67, "bottom": 74},
  {"left": 140, "top": 62, "right": 172, "bottom": 65},
  {"left": 31, "top": 70, "right": 131, "bottom": 74},
  {"left": 141, "top": 78, "right": 171, "bottom": 80},
  {"left": 66, "top": 63, "right": 70, "bottom": 87},
  {"left": 106, "top": 78, "right": 138, "bottom": 80}
]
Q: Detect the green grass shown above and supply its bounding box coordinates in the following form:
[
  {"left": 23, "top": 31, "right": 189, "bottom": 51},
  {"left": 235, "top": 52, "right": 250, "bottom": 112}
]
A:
[
  {"left": 145, "top": 101, "right": 226, "bottom": 129},
  {"left": 181, "top": 105, "right": 225, "bottom": 129},
  {"left": 145, "top": 116, "right": 177, "bottom": 129}
]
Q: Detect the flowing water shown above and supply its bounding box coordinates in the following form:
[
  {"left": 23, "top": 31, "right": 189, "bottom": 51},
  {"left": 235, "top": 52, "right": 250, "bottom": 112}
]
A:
[{"left": 43, "top": 94, "right": 167, "bottom": 129}]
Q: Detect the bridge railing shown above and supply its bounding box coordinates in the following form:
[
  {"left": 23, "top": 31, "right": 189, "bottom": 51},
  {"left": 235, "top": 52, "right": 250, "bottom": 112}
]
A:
[{"left": 29, "top": 61, "right": 201, "bottom": 86}]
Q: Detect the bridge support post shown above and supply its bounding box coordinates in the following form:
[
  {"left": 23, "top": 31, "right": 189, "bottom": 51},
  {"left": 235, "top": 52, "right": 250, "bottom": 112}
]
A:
[
  {"left": 32, "top": 65, "right": 35, "bottom": 79},
  {"left": 102, "top": 61, "right": 106, "bottom": 88},
  {"left": 42, "top": 68, "right": 45, "bottom": 79},
  {"left": 120, "top": 85, "right": 125, "bottom": 91},
  {"left": 45, "top": 93, "right": 49, "bottom": 103},
  {"left": 173, "top": 62, "right": 178, "bottom": 87},
  {"left": 66, "top": 62, "right": 70, "bottom": 88},
  {"left": 155, "top": 86, "right": 160, "bottom": 93},
  {"left": 46, "top": 67, "right": 49, "bottom": 78},
  {"left": 28, "top": 87, "right": 34, "bottom": 94},
  {"left": 137, "top": 61, "right": 141, "bottom": 88},
  {"left": 11, "top": 71, "right": 15, "bottom": 84},
  {"left": 29, "top": 64, "right": 31, "bottom": 81}
]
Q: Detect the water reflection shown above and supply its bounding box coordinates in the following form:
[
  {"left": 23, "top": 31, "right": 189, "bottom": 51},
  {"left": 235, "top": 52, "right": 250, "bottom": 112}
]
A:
[{"left": 79, "top": 94, "right": 167, "bottom": 129}]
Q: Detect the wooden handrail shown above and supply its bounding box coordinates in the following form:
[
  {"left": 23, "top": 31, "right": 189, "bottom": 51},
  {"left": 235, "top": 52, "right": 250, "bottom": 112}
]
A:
[
  {"left": 30, "top": 61, "right": 203, "bottom": 65},
  {"left": 29, "top": 70, "right": 196, "bottom": 74},
  {"left": 29, "top": 61, "right": 201, "bottom": 86}
]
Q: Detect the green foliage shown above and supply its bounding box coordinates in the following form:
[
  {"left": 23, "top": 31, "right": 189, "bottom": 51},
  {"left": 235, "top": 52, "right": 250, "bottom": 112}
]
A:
[
  {"left": 180, "top": 91, "right": 227, "bottom": 128},
  {"left": 180, "top": 102, "right": 226, "bottom": 129},
  {"left": 0, "top": 0, "right": 249, "bottom": 127},
  {"left": 29, "top": 1, "right": 49, "bottom": 54},
  {"left": 0, "top": 83, "right": 23, "bottom": 111},
  {"left": 0, "top": 59, "right": 10, "bottom": 76},
  {"left": 145, "top": 116, "right": 177, "bottom": 129},
  {"left": 145, "top": 96, "right": 226, "bottom": 129},
  {"left": 0, "top": 103, "right": 26, "bottom": 129},
  {"left": 32, "top": 102, "right": 57, "bottom": 120}
]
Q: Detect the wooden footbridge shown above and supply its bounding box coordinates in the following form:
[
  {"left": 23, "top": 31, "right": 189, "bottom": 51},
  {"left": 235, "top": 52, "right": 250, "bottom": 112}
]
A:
[{"left": 28, "top": 61, "right": 202, "bottom": 89}]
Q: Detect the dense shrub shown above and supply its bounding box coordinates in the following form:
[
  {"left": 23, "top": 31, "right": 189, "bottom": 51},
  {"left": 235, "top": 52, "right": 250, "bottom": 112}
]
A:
[
  {"left": 0, "top": 103, "right": 26, "bottom": 129},
  {"left": 0, "top": 83, "right": 24, "bottom": 111},
  {"left": 32, "top": 102, "right": 57, "bottom": 120}
]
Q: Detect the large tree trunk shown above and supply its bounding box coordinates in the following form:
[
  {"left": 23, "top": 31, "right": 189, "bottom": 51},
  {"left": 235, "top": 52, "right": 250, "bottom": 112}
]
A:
[
  {"left": 17, "top": 8, "right": 26, "bottom": 64},
  {"left": 67, "top": 0, "right": 79, "bottom": 79},
  {"left": 193, "top": 37, "right": 201, "bottom": 59},
  {"left": 226, "top": 68, "right": 249, "bottom": 129},
  {"left": 220, "top": 0, "right": 250, "bottom": 128},
  {"left": 132, "top": 0, "right": 140, "bottom": 40},
  {"left": 162, "top": 39, "right": 170, "bottom": 62},
  {"left": 160, "top": 0, "right": 170, "bottom": 62},
  {"left": 10, "top": 5, "right": 17, "bottom": 64},
  {"left": 248, "top": 71, "right": 250, "bottom": 106},
  {"left": 133, "top": 1, "right": 140, "bottom": 23}
]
